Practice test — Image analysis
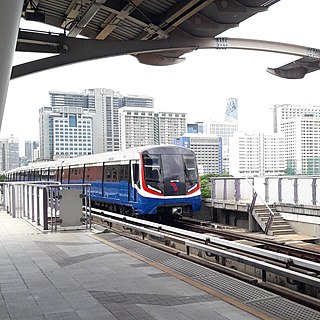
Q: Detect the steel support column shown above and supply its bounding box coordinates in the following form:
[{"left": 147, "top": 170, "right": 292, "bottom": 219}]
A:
[{"left": 0, "top": 0, "right": 24, "bottom": 128}]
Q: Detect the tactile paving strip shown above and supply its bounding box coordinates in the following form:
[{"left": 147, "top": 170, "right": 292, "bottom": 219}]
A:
[{"left": 99, "top": 233, "right": 320, "bottom": 320}]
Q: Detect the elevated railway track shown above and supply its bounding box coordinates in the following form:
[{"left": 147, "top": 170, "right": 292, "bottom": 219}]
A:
[{"left": 88, "top": 207, "right": 320, "bottom": 312}]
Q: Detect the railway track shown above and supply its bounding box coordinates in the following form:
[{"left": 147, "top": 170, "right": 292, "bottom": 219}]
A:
[
  {"left": 89, "top": 207, "right": 320, "bottom": 312},
  {"left": 176, "top": 218, "right": 320, "bottom": 262}
]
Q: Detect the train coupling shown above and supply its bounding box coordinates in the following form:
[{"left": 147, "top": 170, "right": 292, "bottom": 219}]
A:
[{"left": 172, "top": 207, "right": 183, "bottom": 215}]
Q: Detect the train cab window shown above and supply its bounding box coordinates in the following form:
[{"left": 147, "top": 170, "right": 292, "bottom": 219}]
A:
[
  {"left": 183, "top": 156, "right": 198, "bottom": 184},
  {"left": 132, "top": 163, "right": 140, "bottom": 185},
  {"left": 143, "top": 155, "right": 161, "bottom": 182}
]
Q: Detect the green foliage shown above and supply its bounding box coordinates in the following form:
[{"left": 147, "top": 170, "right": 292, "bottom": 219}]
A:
[
  {"left": 200, "top": 176, "right": 211, "bottom": 198},
  {"left": 0, "top": 174, "right": 5, "bottom": 182}
]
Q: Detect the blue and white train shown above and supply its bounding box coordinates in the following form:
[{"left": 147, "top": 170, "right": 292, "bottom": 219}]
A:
[{"left": 6, "top": 145, "right": 201, "bottom": 218}]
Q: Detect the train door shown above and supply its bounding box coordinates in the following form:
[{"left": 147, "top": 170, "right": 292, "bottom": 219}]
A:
[{"left": 129, "top": 160, "right": 139, "bottom": 203}]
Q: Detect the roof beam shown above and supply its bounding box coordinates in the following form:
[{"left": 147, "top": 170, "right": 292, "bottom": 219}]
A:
[
  {"left": 67, "top": 0, "right": 105, "bottom": 37},
  {"left": 12, "top": 31, "right": 320, "bottom": 79},
  {"left": 141, "top": 0, "right": 214, "bottom": 40},
  {"left": 96, "top": 0, "right": 144, "bottom": 40}
]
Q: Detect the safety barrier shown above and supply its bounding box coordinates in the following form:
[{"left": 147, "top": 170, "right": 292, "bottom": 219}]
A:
[
  {"left": 2, "top": 182, "right": 91, "bottom": 231},
  {"left": 210, "top": 176, "right": 320, "bottom": 206}
]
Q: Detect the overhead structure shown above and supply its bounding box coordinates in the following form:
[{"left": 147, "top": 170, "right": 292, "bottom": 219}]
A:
[
  {"left": 17, "top": 0, "right": 320, "bottom": 78},
  {"left": 17, "top": 0, "right": 283, "bottom": 70},
  {"left": 2, "top": 0, "right": 320, "bottom": 131}
]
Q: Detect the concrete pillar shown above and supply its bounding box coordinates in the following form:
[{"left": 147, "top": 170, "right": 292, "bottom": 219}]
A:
[{"left": 0, "top": 0, "right": 24, "bottom": 129}]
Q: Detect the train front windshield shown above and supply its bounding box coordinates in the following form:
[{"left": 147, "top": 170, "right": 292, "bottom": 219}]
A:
[{"left": 143, "top": 153, "right": 199, "bottom": 196}]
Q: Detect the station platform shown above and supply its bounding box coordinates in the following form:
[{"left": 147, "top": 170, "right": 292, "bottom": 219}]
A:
[{"left": 1, "top": 210, "right": 319, "bottom": 320}]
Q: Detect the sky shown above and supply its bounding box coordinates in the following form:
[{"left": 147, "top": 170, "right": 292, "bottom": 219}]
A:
[{"left": 2, "top": 0, "right": 320, "bottom": 155}]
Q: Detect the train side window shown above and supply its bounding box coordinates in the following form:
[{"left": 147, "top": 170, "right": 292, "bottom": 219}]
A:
[
  {"left": 111, "top": 166, "right": 118, "bottom": 182},
  {"left": 119, "top": 165, "right": 129, "bottom": 181},
  {"left": 104, "top": 166, "right": 112, "bottom": 181},
  {"left": 85, "top": 166, "right": 102, "bottom": 181}
]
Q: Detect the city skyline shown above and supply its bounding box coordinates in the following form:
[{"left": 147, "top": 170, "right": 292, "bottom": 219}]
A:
[{"left": 2, "top": 0, "right": 320, "bottom": 154}]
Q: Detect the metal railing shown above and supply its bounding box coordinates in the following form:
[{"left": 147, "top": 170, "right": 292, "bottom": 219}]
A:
[
  {"left": 210, "top": 177, "right": 276, "bottom": 234},
  {"left": 2, "top": 181, "right": 91, "bottom": 231},
  {"left": 210, "top": 176, "right": 320, "bottom": 207},
  {"left": 245, "top": 178, "right": 275, "bottom": 234}
]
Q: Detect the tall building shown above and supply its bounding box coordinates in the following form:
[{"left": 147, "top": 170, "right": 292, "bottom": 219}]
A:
[
  {"left": 0, "top": 135, "right": 19, "bottom": 171},
  {"left": 85, "top": 88, "right": 122, "bottom": 153},
  {"left": 273, "top": 104, "right": 320, "bottom": 133},
  {"left": 174, "top": 134, "right": 222, "bottom": 174},
  {"left": 187, "top": 122, "right": 204, "bottom": 134},
  {"left": 281, "top": 116, "right": 320, "bottom": 175},
  {"left": 119, "top": 107, "right": 187, "bottom": 150},
  {"left": 119, "top": 107, "right": 155, "bottom": 149},
  {"left": 273, "top": 104, "right": 320, "bottom": 175},
  {"left": 206, "top": 117, "right": 238, "bottom": 174},
  {"left": 49, "top": 89, "right": 155, "bottom": 154},
  {"left": 225, "top": 98, "right": 238, "bottom": 120},
  {"left": 157, "top": 111, "right": 187, "bottom": 145},
  {"left": 120, "top": 94, "right": 154, "bottom": 108},
  {"left": 39, "top": 105, "right": 94, "bottom": 160},
  {"left": 25, "top": 140, "right": 39, "bottom": 162},
  {"left": 229, "top": 132, "right": 285, "bottom": 177},
  {"left": 49, "top": 91, "right": 95, "bottom": 109}
]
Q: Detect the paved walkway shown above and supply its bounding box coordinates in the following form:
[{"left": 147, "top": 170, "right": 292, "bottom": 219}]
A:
[{"left": 0, "top": 210, "right": 259, "bottom": 320}]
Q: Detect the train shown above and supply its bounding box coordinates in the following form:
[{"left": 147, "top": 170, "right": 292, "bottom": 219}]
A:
[{"left": 6, "top": 145, "right": 202, "bottom": 218}]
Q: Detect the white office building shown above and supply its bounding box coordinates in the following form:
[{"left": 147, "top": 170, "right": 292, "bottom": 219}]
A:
[
  {"left": 229, "top": 132, "right": 285, "bottom": 177},
  {"left": 39, "top": 106, "right": 94, "bottom": 160},
  {"left": 206, "top": 118, "right": 238, "bottom": 173},
  {"left": 119, "top": 107, "right": 155, "bottom": 149},
  {"left": 0, "top": 135, "right": 19, "bottom": 171},
  {"left": 157, "top": 111, "right": 187, "bottom": 145},
  {"left": 281, "top": 116, "right": 320, "bottom": 175},
  {"left": 273, "top": 104, "right": 320, "bottom": 133},
  {"left": 25, "top": 140, "right": 39, "bottom": 162},
  {"left": 49, "top": 89, "right": 154, "bottom": 154},
  {"left": 84, "top": 88, "right": 122, "bottom": 153},
  {"left": 174, "top": 134, "right": 222, "bottom": 174}
]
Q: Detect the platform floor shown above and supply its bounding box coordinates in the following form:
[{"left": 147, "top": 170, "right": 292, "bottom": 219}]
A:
[{"left": 0, "top": 210, "right": 260, "bottom": 320}]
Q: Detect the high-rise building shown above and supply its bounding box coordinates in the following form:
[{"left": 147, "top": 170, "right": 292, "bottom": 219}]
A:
[
  {"left": 273, "top": 104, "right": 320, "bottom": 175},
  {"left": 0, "top": 135, "right": 19, "bottom": 171},
  {"left": 39, "top": 105, "right": 94, "bottom": 160},
  {"left": 119, "top": 107, "right": 155, "bottom": 149},
  {"left": 229, "top": 132, "right": 285, "bottom": 177},
  {"left": 49, "top": 89, "right": 155, "bottom": 154},
  {"left": 187, "top": 122, "right": 204, "bottom": 134},
  {"left": 157, "top": 111, "right": 187, "bottom": 145},
  {"left": 273, "top": 104, "right": 320, "bottom": 133},
  {"left": 206, "top": 117, "right": 238, "bottom": 174},
  {"left": 281, "top": 116, "right": 320, "bottom": 175},
  {"left": 85, "top": 88, "right": 122, "bottom": 153},
  {"left": 120, "top": 94, "right": 154, "bottom": 109},
  {"left": 49, "top": 91, "right": 95, "bottom": 110},
  {"left": 25, "top": 140, "right": 39, "bottom": 162},
  {"left": 225, "top": 98, "right": 238, "bottom": 120},
  {"left": 174, "top": 134, "right": 222, "bottom": 174}
]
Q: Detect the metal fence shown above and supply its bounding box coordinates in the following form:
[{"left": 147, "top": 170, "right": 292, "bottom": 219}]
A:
[
  {"left": 210, "top": 176, "right": 320, "bottom": 206},
  {"left": 1, "top": 182, "right": 91, "bottom": 231}
]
